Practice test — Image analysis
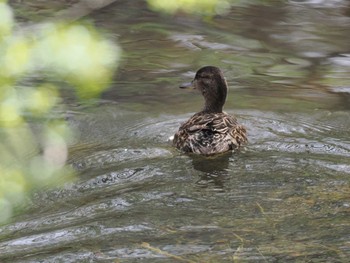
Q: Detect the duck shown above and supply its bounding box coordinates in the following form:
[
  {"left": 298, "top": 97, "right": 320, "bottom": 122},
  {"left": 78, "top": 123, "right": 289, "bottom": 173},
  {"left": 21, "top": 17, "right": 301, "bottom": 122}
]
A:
[{"left": 173, "top": 66, "right": 247, "bottom": 155}]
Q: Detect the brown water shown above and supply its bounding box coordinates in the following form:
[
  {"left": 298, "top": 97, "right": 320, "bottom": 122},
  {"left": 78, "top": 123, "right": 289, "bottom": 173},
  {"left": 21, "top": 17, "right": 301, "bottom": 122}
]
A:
[{"left": 1, "top": 0, "right": 350, "bottom": 262}]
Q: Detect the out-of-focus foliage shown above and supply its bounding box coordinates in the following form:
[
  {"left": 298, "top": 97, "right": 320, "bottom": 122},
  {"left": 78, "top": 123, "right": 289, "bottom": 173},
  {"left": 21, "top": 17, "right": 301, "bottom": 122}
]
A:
[
  {"left": 0, "top": 2, "right": 121, "bottom": 224},
  {"left": 147, "top": 0, "right": 231, "bottom": 15},
  {"left": 147, "top": 0, "right": 280, "bottom": 16},
  {"left": 0, "top": 2, "right": 13, "bottom": 39}
]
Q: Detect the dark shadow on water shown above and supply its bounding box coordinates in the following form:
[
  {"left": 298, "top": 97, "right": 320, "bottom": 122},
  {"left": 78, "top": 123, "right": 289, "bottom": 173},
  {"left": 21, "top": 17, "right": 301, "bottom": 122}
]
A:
[{"left": 189, "top": 152, "right": 232, "bottom": 189}]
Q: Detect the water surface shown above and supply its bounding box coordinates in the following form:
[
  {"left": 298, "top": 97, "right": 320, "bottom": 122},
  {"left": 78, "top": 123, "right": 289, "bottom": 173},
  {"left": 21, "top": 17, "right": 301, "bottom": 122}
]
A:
[{"left": 1, "top": 0, "right": 350, "bottom": 262}]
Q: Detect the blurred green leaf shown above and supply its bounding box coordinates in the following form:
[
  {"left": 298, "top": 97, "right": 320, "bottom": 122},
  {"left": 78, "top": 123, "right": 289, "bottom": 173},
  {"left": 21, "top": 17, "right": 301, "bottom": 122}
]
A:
[
  {"left": 0, "top": 2, "right": 121, "bottom": 224},
  {"left": 0, "top": 2, "right": 14, "bottom": 39},
  {"left": 147, "top": 0, "right": 231, "bottom": 16}
]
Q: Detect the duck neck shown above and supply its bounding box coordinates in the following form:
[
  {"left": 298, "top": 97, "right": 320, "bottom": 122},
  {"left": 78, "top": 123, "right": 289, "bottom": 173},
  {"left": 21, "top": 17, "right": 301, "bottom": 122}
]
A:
[
  {"left": 202, "top": 102, "right": 223, "bottom": 113},
  {"left": 202, "top": 84, "right": 226, "bottom": 113}
]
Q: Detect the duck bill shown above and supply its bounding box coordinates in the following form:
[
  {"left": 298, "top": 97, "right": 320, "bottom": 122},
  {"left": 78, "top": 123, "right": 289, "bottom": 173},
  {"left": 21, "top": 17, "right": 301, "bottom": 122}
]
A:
[{"left": 179, "top": 82, "right": 194, "bottom": 89}]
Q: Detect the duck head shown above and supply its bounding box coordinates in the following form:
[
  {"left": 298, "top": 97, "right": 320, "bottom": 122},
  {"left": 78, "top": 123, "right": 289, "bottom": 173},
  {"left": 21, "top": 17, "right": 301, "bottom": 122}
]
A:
[{"left": 180, "top": 66, "right": 227, "bottom": 113}]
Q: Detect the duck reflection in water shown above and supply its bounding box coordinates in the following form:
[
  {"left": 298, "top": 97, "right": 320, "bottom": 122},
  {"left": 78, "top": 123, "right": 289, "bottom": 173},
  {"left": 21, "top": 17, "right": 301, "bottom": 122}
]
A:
[{"left": 190, "top": 152, "right": 232, "bottom": 189}]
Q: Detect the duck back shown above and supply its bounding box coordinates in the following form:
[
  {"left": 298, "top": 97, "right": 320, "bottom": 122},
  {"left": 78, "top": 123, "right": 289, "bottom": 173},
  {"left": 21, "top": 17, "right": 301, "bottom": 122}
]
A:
[{"left": 173, "top": 112, "right": 247, "bottom": 155}]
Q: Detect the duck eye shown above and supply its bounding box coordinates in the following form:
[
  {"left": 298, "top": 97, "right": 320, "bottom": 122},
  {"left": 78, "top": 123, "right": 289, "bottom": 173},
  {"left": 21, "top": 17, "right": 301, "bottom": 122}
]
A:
[
  {"left": 201, "top": 76, "right": 212, "bottom": 85},
  {"left": 200, "top": 74, "right": 210, "bottom": 79}
]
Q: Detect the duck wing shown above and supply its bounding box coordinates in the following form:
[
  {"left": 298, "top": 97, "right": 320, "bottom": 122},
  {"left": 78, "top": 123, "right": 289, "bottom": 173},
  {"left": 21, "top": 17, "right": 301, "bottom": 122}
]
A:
[{"left": 173, "top": 112, "right": 247, "bottom": 155}]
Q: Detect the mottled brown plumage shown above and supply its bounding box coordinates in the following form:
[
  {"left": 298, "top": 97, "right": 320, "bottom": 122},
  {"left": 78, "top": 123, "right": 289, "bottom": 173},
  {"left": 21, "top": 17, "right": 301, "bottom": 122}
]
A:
[{"left": 173, "top": 66, "right": 247, "bottom": 155}]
